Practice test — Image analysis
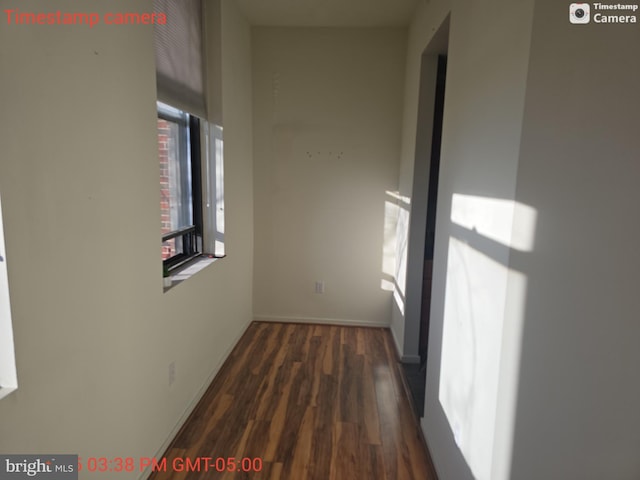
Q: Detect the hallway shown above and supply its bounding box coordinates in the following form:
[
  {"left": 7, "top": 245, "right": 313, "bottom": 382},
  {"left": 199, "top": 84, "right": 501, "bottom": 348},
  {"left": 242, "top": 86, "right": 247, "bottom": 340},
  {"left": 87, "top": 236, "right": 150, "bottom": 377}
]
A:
[{"left": 149, "top": 322, "right": 436, "bottom": 480}]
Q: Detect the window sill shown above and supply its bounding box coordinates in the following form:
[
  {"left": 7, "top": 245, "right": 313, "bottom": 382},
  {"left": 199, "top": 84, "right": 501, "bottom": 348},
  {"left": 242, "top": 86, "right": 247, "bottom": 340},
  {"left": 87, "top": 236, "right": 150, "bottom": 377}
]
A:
[{"left": 163, "top": 254, "right": 225, "bottom": 292}]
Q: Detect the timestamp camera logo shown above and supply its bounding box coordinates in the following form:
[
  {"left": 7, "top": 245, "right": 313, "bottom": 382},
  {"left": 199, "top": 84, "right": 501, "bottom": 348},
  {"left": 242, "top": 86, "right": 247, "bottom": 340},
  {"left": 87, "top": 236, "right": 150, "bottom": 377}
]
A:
[{"left": 570, "top": 3, "right": 591, "bottom": 23}]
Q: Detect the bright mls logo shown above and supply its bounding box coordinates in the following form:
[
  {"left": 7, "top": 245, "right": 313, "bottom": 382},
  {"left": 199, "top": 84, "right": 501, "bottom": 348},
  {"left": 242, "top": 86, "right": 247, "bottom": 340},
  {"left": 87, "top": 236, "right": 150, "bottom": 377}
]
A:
[
  {"left": 0, "top": 455, "right": 77, "bottom": 480},
  {"left": 570, "top": 3, "right": 591, "bottom": 23}
]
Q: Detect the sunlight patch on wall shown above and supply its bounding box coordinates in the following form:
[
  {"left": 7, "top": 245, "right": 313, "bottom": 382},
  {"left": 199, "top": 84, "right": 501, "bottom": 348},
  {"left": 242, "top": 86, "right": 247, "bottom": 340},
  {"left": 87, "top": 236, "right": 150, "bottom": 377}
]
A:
[
  {"left": 384, "top": 191, "right": 411, "bottom": 315},
  {"left": 381, "top": 192, "right": 400, "bottom": 292},
  {"left": 439, "top": 237, "right": 510, "bottom": 480},
  {"left": 439, "top": 194, "right": 536, "bottom": 480},
  {"left": 451, "top": 194, "right": 537, "bottom": 252}
]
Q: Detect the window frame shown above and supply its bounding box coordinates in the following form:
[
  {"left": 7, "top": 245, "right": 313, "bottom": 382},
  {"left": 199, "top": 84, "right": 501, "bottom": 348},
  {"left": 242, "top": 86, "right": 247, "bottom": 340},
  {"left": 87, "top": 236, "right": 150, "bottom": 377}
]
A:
[{"left": 158, "top": 102, "right": 204, "bottom": 273}]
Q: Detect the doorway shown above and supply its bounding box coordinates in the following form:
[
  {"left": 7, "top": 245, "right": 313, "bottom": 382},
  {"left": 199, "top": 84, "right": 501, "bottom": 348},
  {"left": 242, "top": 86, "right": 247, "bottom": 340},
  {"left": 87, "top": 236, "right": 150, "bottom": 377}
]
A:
[
  {"left": 402, "top": 18, "right": 449, "bottom": 418},
  {"left": 419, "top": 54, "right": 447, "bottom": 370}
]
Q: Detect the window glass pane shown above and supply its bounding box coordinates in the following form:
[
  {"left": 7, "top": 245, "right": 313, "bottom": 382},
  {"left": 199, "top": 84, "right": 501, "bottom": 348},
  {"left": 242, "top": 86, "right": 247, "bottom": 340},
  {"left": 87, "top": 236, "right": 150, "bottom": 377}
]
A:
[{"left": 158, "top": 117, "right": 193, "bottom": 236}]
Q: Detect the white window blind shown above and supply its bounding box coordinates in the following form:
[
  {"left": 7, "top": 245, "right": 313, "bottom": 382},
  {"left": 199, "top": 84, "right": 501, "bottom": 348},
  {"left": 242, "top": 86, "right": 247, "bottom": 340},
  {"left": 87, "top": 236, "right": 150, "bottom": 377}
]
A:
[{"left": 154, "top": 0, "right": 206, "bottom": 119}]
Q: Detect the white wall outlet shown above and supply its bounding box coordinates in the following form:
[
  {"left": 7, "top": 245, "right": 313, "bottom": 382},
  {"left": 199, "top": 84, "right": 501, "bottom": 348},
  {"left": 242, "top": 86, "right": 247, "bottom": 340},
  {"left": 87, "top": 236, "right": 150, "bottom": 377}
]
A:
[
  {"left": 168, "top": 361, "right": 176, "bottom": 386},
  {"left": 315, "top": 281, "right": 325, "bottom": 294}
]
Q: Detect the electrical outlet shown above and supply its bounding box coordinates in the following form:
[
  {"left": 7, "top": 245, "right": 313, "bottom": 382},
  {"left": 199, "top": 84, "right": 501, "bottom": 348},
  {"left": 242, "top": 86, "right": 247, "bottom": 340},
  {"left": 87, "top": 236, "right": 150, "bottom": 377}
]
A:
[
  {"left": 315, "top": 281, "right": 325, "bottom": 294},
  {"left": 168, "top": 361, "right": 176, "bottom": 386}
]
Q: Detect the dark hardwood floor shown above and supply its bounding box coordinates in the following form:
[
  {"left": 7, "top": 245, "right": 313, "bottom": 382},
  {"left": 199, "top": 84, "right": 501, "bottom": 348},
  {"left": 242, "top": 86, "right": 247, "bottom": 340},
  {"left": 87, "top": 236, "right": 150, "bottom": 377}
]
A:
[{"left": 148, "top": 322, "right": 437, "bottom": 480}]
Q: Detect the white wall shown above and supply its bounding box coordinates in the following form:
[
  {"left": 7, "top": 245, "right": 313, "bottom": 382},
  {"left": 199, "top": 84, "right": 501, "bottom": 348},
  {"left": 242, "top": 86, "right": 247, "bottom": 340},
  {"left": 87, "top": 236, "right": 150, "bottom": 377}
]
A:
[
  {"left": 252, "top": 27, "right": 406, "bottom": 326},
  {"left": 0, "top": 1, "right": 253, "bottom": 477},
  {"left": 509, "top": 1, "right": 640, "bottom": 478}
]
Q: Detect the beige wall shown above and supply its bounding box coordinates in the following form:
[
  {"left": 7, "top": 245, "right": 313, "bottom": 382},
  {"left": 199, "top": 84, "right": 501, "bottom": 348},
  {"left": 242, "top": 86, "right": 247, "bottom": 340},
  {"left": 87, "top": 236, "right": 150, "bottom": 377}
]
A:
[
  {"left": 252, "top": 27, "right": 406, "bottom": 326},
  {"left": 510, "top": 1, "right": 640, "bottom": 478},
  {"left": 0, "top": 0, "right": 253, "bottom": 477},
  {"left": 4, "top": 1, "right": 637, "bottom": 479}
]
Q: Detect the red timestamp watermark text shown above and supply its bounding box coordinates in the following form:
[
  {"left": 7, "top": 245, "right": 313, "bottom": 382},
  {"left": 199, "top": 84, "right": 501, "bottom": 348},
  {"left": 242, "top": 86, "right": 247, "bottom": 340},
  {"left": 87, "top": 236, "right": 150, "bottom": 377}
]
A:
[
  {"left": 4, "top": 9, "right": 168, "bottom": 28},
  {"left": 78, "top": 456, "right": 263, "bottom": 474}
]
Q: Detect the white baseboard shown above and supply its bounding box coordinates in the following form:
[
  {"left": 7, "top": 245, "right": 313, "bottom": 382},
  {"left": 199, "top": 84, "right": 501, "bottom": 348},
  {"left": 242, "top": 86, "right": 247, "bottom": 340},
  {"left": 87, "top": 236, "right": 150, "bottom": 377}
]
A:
[
  {"left": 138, "top": 319, "right": 251, "bottom": 480},
  {"left": 253, "top": 314, "right": 389, "bottom": 328}
]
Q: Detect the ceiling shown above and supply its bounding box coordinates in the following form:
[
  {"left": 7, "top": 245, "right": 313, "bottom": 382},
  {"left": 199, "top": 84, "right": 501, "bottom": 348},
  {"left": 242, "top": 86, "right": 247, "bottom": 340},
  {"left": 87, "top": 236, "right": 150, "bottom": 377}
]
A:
[{"left": 234, "top": 0, "right": 422, "bottom": 27}]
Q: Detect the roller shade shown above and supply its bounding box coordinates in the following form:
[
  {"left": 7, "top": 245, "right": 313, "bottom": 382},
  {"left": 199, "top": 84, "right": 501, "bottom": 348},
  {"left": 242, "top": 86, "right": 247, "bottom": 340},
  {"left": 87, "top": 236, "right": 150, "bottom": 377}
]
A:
[{"left": 154, "top": 0, "right": 206, "bottom": 118}]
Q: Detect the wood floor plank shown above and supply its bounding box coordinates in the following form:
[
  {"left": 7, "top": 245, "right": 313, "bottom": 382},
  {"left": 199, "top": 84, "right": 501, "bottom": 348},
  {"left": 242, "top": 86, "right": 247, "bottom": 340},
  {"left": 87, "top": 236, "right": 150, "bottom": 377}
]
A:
[
  {"left": 269, "top": 462, "right": 283, "bottom": 480},
  {"left": 308, "top": 372, "right": 336, "bottom": 479},
  {"left": 148, "top": 322, "right": 437, "bottom": 480},
  {"left": 362, "top": 356, "right": 382, "bottom": 446},
  {"left": 308, "top": 333, "right": 326, "bottom": 407},
  {"left": 338, "top": 342, "right": 364, "bottom": 424},
  {"left": 224, "top": 419, "right": 255, "bottom": 480},
  {"left": 254, "top": 325, "right": 295, "bottom": 421},
  {"left": 356, "top": 327, "right": 366, "bottom": 356},
  {"left": 273, "top": 363, "right": 309, "bottom": 463},
  {"left": 367, "top": 444, "right": 388, "bottom": 480},
  {"left": 329, "top": 422, "right": 359, "bottom": 480},
  {"left": 263, "top": 361, "right": 301, "bottom": 461},
  {"left": 286, "top": 406, "right": 315, "bottom": 480}
]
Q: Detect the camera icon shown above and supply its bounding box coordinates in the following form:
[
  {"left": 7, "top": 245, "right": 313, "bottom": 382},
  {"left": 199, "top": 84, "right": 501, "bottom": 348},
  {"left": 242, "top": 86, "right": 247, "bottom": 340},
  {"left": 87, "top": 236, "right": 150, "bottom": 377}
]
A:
[{"left": 569, "top": 3, "right": 591, "bottom": 24}]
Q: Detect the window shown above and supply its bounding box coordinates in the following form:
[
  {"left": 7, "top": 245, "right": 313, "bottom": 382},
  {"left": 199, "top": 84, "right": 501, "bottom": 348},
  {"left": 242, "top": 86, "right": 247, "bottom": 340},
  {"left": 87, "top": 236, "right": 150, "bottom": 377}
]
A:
[
  {"left": 154, "top": 0, "right": 224, "bottom": 284},
  {"left": 159, "top": 102, "right": 203, "bottom": 272}
]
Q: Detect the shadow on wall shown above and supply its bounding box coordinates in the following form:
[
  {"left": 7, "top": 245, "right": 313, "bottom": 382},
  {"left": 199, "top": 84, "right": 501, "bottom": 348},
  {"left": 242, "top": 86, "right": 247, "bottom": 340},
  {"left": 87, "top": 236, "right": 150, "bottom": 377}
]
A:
[{"left": 434, "top": 193, "right": 537, "bottom": 480}]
